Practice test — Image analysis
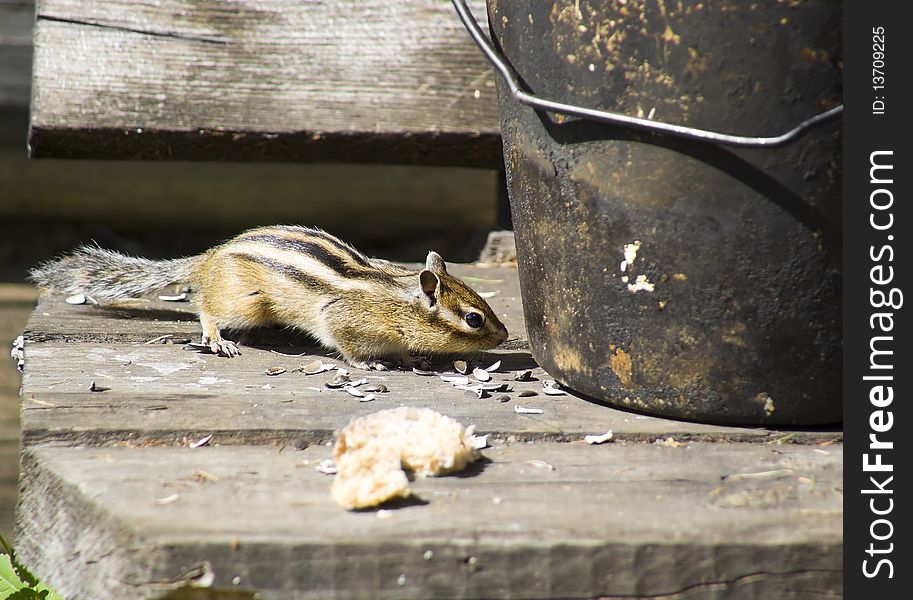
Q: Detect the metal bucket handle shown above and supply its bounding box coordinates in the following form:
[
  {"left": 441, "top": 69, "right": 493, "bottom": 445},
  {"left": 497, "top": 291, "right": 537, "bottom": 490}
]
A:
[{"left": 451, "top": 0, "right": 843, "bottom": 149}]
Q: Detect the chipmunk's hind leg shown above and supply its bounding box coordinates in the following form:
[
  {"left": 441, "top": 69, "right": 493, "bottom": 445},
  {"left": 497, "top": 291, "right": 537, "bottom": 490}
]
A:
[
  {"left": 193, "top": 250, "right": 276, "bottom": 358},
  {"left": 199, "top": 312, "right": 241, "bottom": 357}
]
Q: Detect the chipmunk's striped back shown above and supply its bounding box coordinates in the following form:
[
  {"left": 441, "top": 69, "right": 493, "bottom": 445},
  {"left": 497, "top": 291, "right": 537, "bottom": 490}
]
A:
[{"left": 221, "top": 225, "right": 416, "bottom": 294}]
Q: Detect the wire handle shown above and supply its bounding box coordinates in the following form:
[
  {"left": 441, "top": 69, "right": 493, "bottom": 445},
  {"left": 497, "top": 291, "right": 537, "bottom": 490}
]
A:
[{"left": 451, "top": 0, "right": 843, "bottom": 149}]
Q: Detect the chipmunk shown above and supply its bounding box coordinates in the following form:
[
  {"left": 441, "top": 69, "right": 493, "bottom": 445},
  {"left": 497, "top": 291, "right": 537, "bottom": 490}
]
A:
[{"left": 29, "top": 225, "right": 509, "bottom": 369}]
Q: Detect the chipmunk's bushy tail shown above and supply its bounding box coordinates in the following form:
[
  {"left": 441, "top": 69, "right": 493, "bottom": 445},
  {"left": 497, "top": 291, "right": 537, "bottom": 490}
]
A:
[{"left": 29, "top": 246, "right": 199, "bottom": 300}]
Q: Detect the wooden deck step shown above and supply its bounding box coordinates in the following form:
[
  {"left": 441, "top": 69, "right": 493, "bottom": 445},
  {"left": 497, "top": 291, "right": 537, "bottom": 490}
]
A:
[
  {"left": 21, "top": 441, "right": 841, "bottom": 600},
  {"left": 15, "top": 263, "right": 843, "bottom": 599}
]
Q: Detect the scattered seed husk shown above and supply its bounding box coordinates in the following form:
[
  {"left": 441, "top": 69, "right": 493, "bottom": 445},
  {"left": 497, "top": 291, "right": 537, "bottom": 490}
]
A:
[
  {"left": 526, "top": 459, "right": 556, "bottom": 470},
  {"left": 466, "top": 388, "right": 488, "bottom": 399},
  {"left": 370, "top": 361, "right": 390, "bottom": 371},
  {"left": 66, "top": 293, "right": 87, "bottom": 305},
  {"left": 154, "top": 493, "right": 180, "bottom": 506},
  {"left": 514, "top": 370, "right": 535, "bottom": 382},
  {"left": 496, "top": 395, "right": 511, "bottom": 403},
  {"left": 348, "top": 378, "right": 368, "bottom": 387},
  {"left": 363, "top": 384, "right": 388, "bottom": 393},
  {"left": 485, "top": 360, "right": 502, "bottom": 372},
  {"left": 472, "top": 367, "right": 492, "bottom": 382},
  {"left": 343, "top": 386, "right": 365, "bottom": 398},
  {"left": 11, "top": 335, "right": 24, "bottom": 373},
  {"left": 300, "top": 359, "right": 337, "bottom": 375},
  {"left": 584, "top": 430, "right": 614, "bottom": 444},
  {"left": 441, "top": 375, "right": 470, "bottom": 385},
  {"left": 144, "top": 334, "right": 173, "bottom": 345},
  {"left": 656, "top": 436, "right": 687, "bottom": 448},
  {"left": 358, "top": 394, "right": 376, "bottom": 403},
  {"left": 270, "top": 349, "right": 308, "bottom": 357},
  {"left": 542, "top": 380, "right": 567, "bottom": 396},
  {"left": 158, "top": 292, "right": 188, "bottom": 302},
  {"left": 518, "top": 390, "right": 538, "bottom": 398},
  {"left": 454, "top": 360, "right": 468, "bottom": 374},
  {"left": 189, "top": 469, "right": 219, "bottom": 483},
  {"left": 294, "top": 439, "right": 310, "bottom": 450},
  {"left": 88, "top": 381, "right": 110, "bottom": 392},
  {"left": 723, "top": 469, "right": 795, "bottom": 482},
  {"left": 412, "top": 367, "right": 436, "bottom": 376},
  {"left": 514, "top": 405, "right": 544, "bottom": 415},
  {"left": 325, "top": 373, "right": 352, "bottom": 389},
  {"left": 316, "top": 459, "right": 338, "bottom": 475},
  {"left": 471, "top": 434, "right": 489, "bottom": 450},
  {"left": 265, "top": 366, "right": 286, "bottom": 376},
  {"left": 478, "top": 291, "right": 499, "bottom": 299},
  {"left": 189, "top": 434, "right": 213, "bottom": 448},
  {"left": 480, "top": 382, "right": 509, "bottom": 392}
]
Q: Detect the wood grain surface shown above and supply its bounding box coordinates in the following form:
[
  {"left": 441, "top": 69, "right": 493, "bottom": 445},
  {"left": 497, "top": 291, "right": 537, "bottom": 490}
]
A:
[
  {"left": 18, "top": 265, "right": 838, "bottom": 447},
  {"left": 14, "top": 261, "right": 844, "bottom": 598},
  {"left": 30, "top": 0, "right": 503, "bottom": 165},
  {"left": 19, "top": 442, "right": 842, "bottom": 599}
]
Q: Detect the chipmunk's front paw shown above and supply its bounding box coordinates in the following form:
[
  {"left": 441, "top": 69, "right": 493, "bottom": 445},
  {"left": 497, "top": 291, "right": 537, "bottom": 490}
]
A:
[
  {"left": 202, "top": 334, "right": 241, "bottom": 357},
  {"left": 214, "top": 339, "right": 241, "bottom": 357}
]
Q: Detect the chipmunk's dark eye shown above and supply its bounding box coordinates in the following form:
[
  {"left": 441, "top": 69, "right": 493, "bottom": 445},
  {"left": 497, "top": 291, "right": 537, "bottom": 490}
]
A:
[{"left": 465, "top": 312, "right": 483, "bottom": 328}]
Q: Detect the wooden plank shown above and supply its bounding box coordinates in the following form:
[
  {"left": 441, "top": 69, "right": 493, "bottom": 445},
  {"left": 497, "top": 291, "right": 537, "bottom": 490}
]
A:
[
  {"left": 17, "top": 442, "right": 842, "bottom": 600},
  {"left": 29, "top": 0, "right": 503, "bottom": 166},
  {"left": 15, "top": 260, "right": 843, "bottom": 598},
  {"left": 18, "top": 265, "right": 839, "bottom": 447}
]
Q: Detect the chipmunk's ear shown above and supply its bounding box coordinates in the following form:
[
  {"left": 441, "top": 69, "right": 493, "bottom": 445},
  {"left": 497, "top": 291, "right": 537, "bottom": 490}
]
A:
[
  {"left": 418, "top": 269, "right": 440, "bottom": 307},
  {"left": 425, "top": 251, "right": 447, "bottom": 274}
]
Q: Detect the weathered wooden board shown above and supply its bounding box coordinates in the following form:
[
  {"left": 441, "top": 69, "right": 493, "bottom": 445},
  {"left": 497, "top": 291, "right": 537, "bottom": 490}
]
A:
[
  {"left": 18, "top": 442, "right": 842, "bottom": 600},
  {"left": 29, "top": 0, "right": 502, "bottom": 165},
  {"left": 18, "top": 265, "right": 839, "bottom": 447},
  {"left": 15, "top": 260, "right": 843, "bottom": 599}
]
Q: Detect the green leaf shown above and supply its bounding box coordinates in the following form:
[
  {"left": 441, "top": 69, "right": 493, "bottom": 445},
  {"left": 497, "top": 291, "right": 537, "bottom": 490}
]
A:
[
  {"left": 4, "top": 589, "right": 41, "bottom": 599},
  {"left": 0, "top": 534, "right": 65, "bottom": 600},
  {"left": 0, "top": 541, "right": 36, "bottom": 590},
  {"left": 0, "top": 552, "right": 26, "bottom": 596},
  {"left": 33, "top": 584, "right": 63, "bottom": 600}
]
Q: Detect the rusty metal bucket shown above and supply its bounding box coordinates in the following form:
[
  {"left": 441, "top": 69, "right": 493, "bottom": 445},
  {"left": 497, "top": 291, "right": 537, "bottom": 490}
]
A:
[{"left": 456, "top": 0, "right": 843, "bottom": 425}]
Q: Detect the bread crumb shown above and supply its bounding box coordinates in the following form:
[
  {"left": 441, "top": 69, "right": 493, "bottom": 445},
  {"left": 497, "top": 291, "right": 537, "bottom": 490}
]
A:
[{"left": 331, "top": 407, "right": 482, "bottom": 509}]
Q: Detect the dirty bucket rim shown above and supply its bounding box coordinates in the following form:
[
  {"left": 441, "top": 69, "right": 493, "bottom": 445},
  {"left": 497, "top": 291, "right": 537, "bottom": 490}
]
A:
[{"left": 450, "top": 0, "right": 843, "bottom": 149}]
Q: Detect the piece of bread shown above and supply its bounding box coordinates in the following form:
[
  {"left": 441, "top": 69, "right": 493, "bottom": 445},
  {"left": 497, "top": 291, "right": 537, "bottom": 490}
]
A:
[{"left": 331, "top": 407, "right": 482, "bottom": 509}]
